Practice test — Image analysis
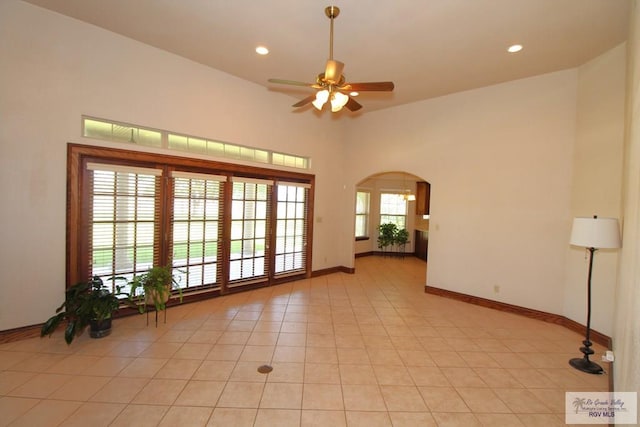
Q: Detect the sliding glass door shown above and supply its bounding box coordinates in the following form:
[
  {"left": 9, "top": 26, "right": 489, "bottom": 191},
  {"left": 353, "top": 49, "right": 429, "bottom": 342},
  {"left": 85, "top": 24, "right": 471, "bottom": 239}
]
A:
[
  {"left": 228, "top": 178, "right": 271, "bottom": 287},
  {"left": 274, "top": 183, "right": 309, "bottom": 277},
  {"left": 171, "top": 171, "right": 225, "bottom": 292}
]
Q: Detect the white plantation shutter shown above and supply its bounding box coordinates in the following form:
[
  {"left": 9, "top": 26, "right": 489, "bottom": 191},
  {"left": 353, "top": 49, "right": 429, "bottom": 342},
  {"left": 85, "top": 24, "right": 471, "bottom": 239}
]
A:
[
  {"left": 171, "top": 171, "right": 226, "bottom": 290},
  {"left": 87, "top": 163, "right": 162, "bottom": 291},
  {"left": 228, "top": 177, "right": 273, "bottom": 285},
  {"left": 274, "top": 181, "right": 310, "bottom": 276}
]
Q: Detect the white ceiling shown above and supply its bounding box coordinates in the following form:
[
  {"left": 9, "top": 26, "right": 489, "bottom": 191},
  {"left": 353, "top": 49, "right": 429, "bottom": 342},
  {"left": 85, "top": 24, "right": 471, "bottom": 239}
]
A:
[{"left": 23, "top": 0, "right": 630, "bottom": 113}]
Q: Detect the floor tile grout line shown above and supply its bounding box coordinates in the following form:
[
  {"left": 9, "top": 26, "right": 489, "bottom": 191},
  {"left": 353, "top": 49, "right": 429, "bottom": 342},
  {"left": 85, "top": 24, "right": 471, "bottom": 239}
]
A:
[{"left": 0, "top": 256, "right": 610, "bottom": 426}]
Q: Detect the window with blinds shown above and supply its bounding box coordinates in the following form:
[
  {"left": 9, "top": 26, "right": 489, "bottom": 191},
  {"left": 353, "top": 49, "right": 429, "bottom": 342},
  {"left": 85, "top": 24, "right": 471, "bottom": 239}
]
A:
[
  {"left": 355, "top": 191, "right": 370, "bottom": 238},
  {"left": 274, "top": 183, "right": 309, "bottom": 276},
  {"left": 171, "top": 171, "right": 226, "bottom": 291},
  {"left": 229, "top": 178, "right": 272, "bottom": 285},
  {"left": 68, "top": 144, "right": 313, "bottom": 299},
  {"left": 88, "top": 163, "right": 162, "bottom": 293}
]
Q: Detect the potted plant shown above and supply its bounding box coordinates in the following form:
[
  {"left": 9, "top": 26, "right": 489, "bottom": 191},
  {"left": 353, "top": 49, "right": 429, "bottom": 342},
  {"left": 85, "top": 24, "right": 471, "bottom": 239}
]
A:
[
  {"left": 41, "top": 276, "right": 125, "bottom": 344},
  {"left": 377, "top": 222, "right": 397, "bottom": 254},
  {"left": 126, "top": 265, "right": 182, "bottom": 314},
  {"left": 395, "top": 228, "right": 410, "bottom": 255}
]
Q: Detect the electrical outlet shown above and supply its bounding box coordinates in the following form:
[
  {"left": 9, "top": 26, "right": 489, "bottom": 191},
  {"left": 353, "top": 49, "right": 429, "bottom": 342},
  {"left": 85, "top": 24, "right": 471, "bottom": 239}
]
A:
[{"left": 493, "top": 285, "right": 500, "bottom": 294}]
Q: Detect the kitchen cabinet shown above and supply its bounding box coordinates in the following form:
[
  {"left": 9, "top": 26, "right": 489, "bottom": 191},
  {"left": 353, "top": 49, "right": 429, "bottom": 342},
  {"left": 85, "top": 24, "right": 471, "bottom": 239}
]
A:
[
  {"left": 414, "top": 230, "right": 428, "bottom": 261},
  {"left": 416, "top": 181, "right": 430, "bottom": 216}
]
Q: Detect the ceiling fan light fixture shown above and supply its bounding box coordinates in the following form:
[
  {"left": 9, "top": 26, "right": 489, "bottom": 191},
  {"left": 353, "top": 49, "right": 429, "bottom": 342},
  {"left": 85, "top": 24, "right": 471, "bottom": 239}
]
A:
[
  {"left": 330, "top": 91, "right": 349, "bottom": 112},
  {"left": 268, "top": 6, "right": 394, "bottom": 113},
  {"left": 312, "top": 89, "right": 330, "bottom": 110}
]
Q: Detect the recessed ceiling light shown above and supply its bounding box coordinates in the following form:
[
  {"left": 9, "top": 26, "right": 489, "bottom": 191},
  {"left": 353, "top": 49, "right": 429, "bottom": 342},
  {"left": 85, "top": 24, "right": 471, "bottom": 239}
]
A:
[
  {"left": 507, "top": 44, "right": 523, "bottom": 53},
  {"left": 350, "top": 91, "right": 359, "bottom": 97},
  {"left": 255, "top": 46, "right": 269, "bottom": 55}
]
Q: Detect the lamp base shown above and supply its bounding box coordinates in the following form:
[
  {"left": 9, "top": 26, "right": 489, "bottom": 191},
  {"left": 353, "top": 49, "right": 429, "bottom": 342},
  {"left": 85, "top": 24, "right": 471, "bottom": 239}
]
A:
[{"left": 569, "top": 357, "right": 603, "bottom": 375}]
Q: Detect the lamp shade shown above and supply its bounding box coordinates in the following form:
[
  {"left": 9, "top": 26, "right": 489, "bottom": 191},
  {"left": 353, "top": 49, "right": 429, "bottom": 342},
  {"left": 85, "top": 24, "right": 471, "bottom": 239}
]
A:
[
  {"left": 570, "top": 217, "right": 621, "bottom": 249},
  {"left": 330, "top": 91, "right": 349, "bottom": 112},
  {"left": 312, "top": 90, "right": 329, "bottom": 110}
]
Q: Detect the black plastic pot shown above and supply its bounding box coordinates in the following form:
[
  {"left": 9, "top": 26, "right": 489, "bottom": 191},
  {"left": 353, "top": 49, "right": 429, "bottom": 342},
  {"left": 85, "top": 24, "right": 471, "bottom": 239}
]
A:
[{"left": 89, "top": 317, "right": 112, "bottom": 338}]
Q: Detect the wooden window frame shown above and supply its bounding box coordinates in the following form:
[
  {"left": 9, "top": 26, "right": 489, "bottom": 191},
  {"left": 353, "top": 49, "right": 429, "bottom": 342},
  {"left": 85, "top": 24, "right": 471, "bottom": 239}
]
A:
[{"left": 67, "top": 143, "right": 314, "bottom": 294}]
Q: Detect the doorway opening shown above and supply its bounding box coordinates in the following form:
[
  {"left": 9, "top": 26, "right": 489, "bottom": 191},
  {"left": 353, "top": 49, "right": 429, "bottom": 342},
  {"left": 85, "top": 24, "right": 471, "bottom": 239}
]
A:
[{"left": 354, "top": 171, "right": 430, "bottom": 284}]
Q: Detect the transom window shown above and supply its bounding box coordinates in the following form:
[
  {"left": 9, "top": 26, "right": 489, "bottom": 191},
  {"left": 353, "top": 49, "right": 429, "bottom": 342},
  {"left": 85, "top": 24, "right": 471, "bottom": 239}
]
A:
[{"left": 82, "top": 116, "right": 309, "bottom": 170}]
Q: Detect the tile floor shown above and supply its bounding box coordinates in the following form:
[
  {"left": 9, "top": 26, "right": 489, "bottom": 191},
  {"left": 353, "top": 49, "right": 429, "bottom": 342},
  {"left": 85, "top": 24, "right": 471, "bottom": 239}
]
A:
[{"left": 0, "top": 256, "right": 610, "bottom": 426}]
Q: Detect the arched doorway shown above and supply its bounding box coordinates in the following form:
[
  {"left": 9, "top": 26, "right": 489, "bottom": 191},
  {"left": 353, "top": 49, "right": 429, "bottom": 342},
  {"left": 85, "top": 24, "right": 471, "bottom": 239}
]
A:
[{"left": 354, "top": 171, "right": 430, "bottom": 281}]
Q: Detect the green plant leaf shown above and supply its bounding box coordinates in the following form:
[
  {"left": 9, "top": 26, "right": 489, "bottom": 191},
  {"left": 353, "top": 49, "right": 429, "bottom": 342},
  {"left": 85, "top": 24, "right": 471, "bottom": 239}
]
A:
[
  {"left": 64, "top": 321, "right": 77, "bottom": 345},
  {"left": 41, "top": 312, "right": 65, "bottom": 337}
]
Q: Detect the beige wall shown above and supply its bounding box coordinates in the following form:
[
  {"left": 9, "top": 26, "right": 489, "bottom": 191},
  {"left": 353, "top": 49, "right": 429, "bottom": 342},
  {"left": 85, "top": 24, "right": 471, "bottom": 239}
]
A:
[
  {"left": 344, "top": 48, "right": 626, "bottom": 337},
  {"left": 565, "top": 44, "right": 626, "bottom": 336},
  {"left": 614, "top": 0, "right": 640, "bottom": 398},
  {"left": 0, "top": 1, "right": 346, "bottom": 330},
  {"left": 0, "top": 0, "right": 630, "bottom": 356},
  {"left": 344, "top": 70, "right": 579, "bottom": 317}
]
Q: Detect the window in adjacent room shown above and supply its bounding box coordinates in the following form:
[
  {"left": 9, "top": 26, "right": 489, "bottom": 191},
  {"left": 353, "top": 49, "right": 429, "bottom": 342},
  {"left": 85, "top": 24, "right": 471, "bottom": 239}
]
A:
[
  {"left": 380, "top": 192, "right": 407, "bottom": 229},
  {"left": 355, "top": 190, "right": 370, "bottom": 239}
]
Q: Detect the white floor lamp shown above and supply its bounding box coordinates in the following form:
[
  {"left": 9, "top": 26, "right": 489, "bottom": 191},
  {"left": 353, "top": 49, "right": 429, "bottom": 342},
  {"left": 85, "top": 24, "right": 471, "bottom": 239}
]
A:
[{"left": 569, "top": 215, "right": 621, "bottom": 374}]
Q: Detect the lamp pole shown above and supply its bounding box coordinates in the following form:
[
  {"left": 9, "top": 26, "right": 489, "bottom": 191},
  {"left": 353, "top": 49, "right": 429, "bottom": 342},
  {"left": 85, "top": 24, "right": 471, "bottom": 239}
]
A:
[{"left": 569, "top": 245, "right": 602, "bottom": 374}]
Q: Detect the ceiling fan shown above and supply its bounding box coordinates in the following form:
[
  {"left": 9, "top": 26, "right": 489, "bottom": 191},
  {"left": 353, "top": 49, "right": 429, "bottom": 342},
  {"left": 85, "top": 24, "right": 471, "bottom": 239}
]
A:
[{"left": 268, "top": 6, "right": 395, "bottom": 113}]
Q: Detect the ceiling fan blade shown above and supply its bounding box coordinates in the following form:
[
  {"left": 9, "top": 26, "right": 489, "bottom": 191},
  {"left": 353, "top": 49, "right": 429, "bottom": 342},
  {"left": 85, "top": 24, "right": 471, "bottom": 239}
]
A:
[
  {"left": 292, "top": 95, "right": 316, "bottom": 108},
  {"left": 345, "top": 97, "right": 363, "bottom": 112},
  {"left": 342, "top": 81, "right": 395, "bottom": 92},
  {"left": 268, "top": 78, "right": 316, "bottom": 88},
  {"left": 324, "top": 59, "right": 344, "bottom": 84}
]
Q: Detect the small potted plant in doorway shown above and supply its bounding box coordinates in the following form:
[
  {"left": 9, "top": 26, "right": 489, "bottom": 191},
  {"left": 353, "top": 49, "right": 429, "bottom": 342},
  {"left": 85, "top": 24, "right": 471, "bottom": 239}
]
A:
[
  {"left": 41, "top": 276, "right": 125, "bottom": 344},
  {"left": 394, "top": 228, "right": 410, "bottom": 256},
  {"left": 377, "top": 222, "right": 398, "bottom": 255}
]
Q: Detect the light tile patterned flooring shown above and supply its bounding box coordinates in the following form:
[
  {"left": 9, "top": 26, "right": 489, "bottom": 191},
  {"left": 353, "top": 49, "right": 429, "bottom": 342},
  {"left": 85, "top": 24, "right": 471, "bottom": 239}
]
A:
[{"left": 0, "top": 256, "right": 609, "bottom": 426}]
